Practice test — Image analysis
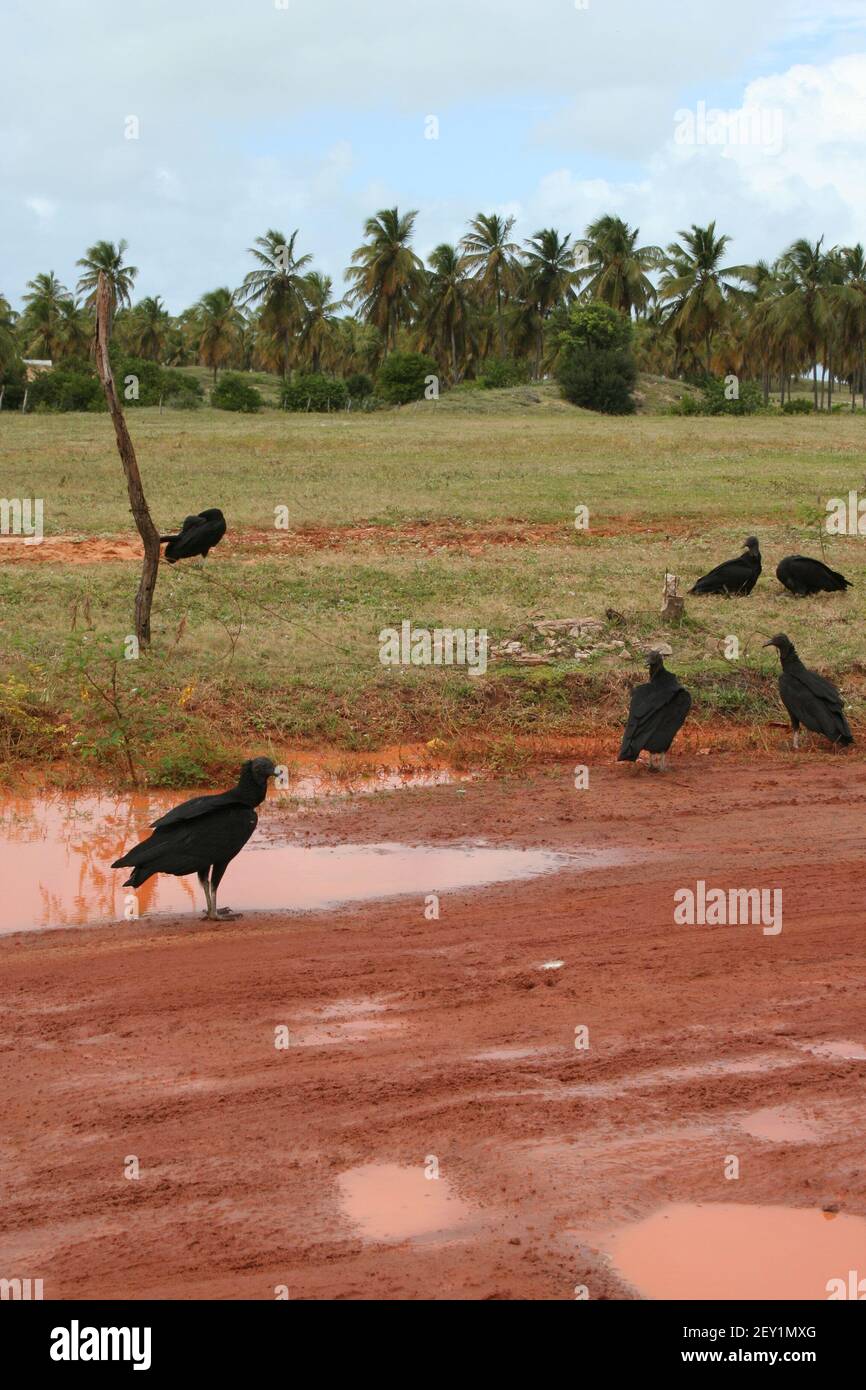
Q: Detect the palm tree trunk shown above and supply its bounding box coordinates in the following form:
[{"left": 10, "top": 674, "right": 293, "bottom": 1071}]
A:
[
  {"left": 813, "top": 360, "right": 819, "bottom": 412},
  {"left": 496, "top": 279, "right": 504, "bottom": 359}
]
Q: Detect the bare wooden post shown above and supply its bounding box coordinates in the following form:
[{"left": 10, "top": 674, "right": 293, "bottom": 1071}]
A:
[
  {"left": 661, "top": 572, "right": 684, "bottom": 622},
  {"left": 93, "top": 271, "right": 161, "bottom": 647}
]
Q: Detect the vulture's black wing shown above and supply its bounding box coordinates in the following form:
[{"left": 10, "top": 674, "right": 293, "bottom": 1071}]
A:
[
  {"left": 112, "top": 805, "right": 258, "bottom": 886},
  {"left": 779, "top": 669, "right": 853, "bottom": 744},
  {"left": 690, "top": 554, "right": 758, "bottom": 595},
  {"left": 619, "top": 670, "right": 690, "bottom": 760},
  {"left": 149, "top": 788, "right": 244, "bottom": 830},
  {"left": 776, "top": 555, "right": 851, "bottom": 595}
]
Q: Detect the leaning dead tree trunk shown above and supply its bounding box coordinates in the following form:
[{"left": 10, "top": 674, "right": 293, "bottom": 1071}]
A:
[{"left": 94, "top": 271, "right": 161, "bottom": 647}]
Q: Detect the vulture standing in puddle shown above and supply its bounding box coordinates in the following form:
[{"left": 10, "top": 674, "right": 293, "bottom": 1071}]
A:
[{"left": 112, "top": 757, "right": 277, "bottom": 919}]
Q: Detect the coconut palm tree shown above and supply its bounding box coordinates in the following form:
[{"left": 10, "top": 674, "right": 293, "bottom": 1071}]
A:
[
  {"left": 658, "top": 223, "right": 746, "bottom": 377},
  {"left": 75, "top": 239, "right": 138, "bottom": 313},
  {"left": 767, "top": 237, "right": 835, "bottom": 410},
  {"left": 417, "top": 244, "right": 474, "bottom": 383},
  {"left": 577, "top": 215, "right": 662, "bottom": 319},
  {"left": 345, "top": 207, "right": 424, "bottom": 355},
  {"left": 193, "top": 288, "right": 245, "bottom": 382},
  {"left": 127, "top": 296, "right": 171, "bottom": 361},
  {"left": 520, "top": 228, "right": 579, "bottom": 377},
  {"left": 460, "top": 213, "right": 519, "bottom": 359},
  {"left": 297, "top": 272, "right": 343, "bottom": 374},
  {"left": 736, "top": 259, "right": 785, "bottom": 402},
  {"left": 330, "top": 316, "right": 383, "bottom": 377},
  {"left": 0, "top": 294, "right": 21, "bottom": 374},
  {"left": 20, "top": 272, "right": 73, "bottom": 360},
  {"left": 57, "top": 299, "right": 92, "bottom": 362},
  {"left": 240, "top": 229, "right": 312, "bottom": 378},
  {"left": 838, "top": 244, "right": 866, "bottom": 409}
]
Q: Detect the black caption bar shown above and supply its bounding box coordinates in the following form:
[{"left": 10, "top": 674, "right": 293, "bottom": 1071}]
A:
[{"left": 2, "top": 1298, "right": 860, "bottom": 1375}]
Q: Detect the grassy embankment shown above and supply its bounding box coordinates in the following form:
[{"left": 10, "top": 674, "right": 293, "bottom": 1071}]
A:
[{"left": 1, "top": 383, "right": 864, "bottom": 785}]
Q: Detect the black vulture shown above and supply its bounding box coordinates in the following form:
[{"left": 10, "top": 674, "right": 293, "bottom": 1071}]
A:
[
  {"left": 763, "top": 634, "right": 853, "bottom": 749},
  {"left": 776, "top": 554, "right": 852, "bottom": 597},
  {"left": 618, "top": 652, "right": 692, "bottom": 771},
  {"left": 160, "top": 508, "right": 226, "bottom": 562},
  {"left": 112, "top": 757, "right": 277, "bottom": 919},
  {"left": 690, "top": 536, "right": 761, "bottom": 595}
]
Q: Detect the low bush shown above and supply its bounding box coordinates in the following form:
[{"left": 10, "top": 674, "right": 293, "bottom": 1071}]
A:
[
  {"left": 280, "top": 373, "right": 349, "bottom": 412},
  {"left": 211, "top": 372, "right": 262, "bottom": 412},
  {"left": 375, "top": 352, "right": 439, "bottom": 405},
  {"left": 344, "top": 372, "right": 374, "bottom": 400},
  {"left": 478, "top": 358, "right": 530, "bottom": 389},
  {"left": 554, "top": 304, "right": 636, "bottom": 415},
  {"left": 29, "top": 366, "right": 105, "bottom": 413}
]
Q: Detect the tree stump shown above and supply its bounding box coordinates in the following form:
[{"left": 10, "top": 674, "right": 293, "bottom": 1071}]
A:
[{"left": 661, "top": 572, "right": 685, "bottom": 622}]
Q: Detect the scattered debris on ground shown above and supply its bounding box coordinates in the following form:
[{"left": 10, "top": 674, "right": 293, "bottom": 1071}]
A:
[{"left": 490, "top": 617, "right": 626, "bottom": 665}]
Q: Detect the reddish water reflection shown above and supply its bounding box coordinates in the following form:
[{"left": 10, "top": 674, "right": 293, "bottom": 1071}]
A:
[
  {"left": 607, "top": 1202, "right": 866, "bottom": 1300},
  {"left": 0, "top": 794, "right": 573, "bottom": 933},
  {"left": 0, "top": 793, "right": 185, "bottom": 931},
  {"left": 337, "top": 1163, "right": 473, "bottom": 1242}
]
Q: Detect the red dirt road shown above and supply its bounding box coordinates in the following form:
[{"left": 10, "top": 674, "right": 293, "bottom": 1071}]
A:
[
  {"left": 0, "top": 515, "right": 706, "bottom": 565},
  {"left": 1, "top": 755, "right": 865, "bottom": 1300}
]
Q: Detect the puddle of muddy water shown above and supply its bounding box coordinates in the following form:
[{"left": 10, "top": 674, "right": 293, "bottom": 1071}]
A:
[
  {"left": 0, "top": 793, "right": 595, "bottom": 932},
  {"left": 605, "top": 1202, "right": 866, "bottom": 1300},
  {"left": 739, "top": 1106, "right": 823, "bottom": 1143},
  {"left": 337, "top": 1162, "right": 472, "bottom": 1242}
]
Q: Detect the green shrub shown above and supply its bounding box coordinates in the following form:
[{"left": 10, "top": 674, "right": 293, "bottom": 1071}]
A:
[
  {"left": 345, "top": 372, "right": 374, "bottom": 400},
  {"left": 554, "top": 304, "right": 636, "bottom": 415},
  {"left": 0, "top": 365, "right": 27, "bottom": 410},
  {"left": 211, "top": 372, "right": 262, "bottom": 412},
  {"left": 478, "top": 358, "right": 530, "bottom": 389},
  {"left": 112, "top": 356, "right": 203, "bottom": 408},
  {"left": 669, "top": 392, "right": 702, "bottom": 416},
  {"left": 782, "top": 397, "right": 815, "bottom": 414},
  {"left": 29, "top": 366, "right": 105, "bottom": 413},
  {"left": 280, "top": 373, "right": 349, "bottom": 412},
  {"left": 701, "top": 377, "right": 765, "bottom": 415},
  {"left": 375, "top": 352, "right": 439, "bottom": 405}
]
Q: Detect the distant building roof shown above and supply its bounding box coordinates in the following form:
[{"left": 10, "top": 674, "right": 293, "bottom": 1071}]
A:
[{"left": 23, "top": 359, "right": 52, "bottom": 367}]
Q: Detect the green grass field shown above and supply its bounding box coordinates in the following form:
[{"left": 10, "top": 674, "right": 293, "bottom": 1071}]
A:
[{"left": 1, "top": 389, "right": 865, "bottom": 785}]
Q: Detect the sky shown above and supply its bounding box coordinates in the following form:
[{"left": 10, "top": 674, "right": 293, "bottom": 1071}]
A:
[{"left": 2, "top": 0, "right": 866, "bottom": 312}]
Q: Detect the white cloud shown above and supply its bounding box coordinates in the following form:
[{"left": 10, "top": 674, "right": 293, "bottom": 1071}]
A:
[
  {"left": 1, "top": 3, "right": 864, "bottom": 308},
  {"left": 512, "top": 54, "right": 866, "bottom": 266},
  {"left": 24, "top": 196, "right": 56, "bottom": 220}
]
